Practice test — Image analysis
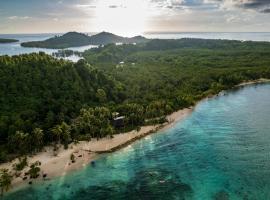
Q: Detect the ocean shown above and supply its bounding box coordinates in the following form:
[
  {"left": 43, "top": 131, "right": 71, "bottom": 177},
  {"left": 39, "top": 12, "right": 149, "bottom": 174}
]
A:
[
  {"left": 3, "top": 83, "right": 270, "bottom": 200},
  {"left": 1, "top": 32, "right": 270, "bottom": 62}
]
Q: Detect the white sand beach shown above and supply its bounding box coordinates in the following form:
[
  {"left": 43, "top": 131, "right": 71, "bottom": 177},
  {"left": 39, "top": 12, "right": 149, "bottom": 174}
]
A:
[{"left": 0, "top": 108, "right": 193, "bottom": 191}]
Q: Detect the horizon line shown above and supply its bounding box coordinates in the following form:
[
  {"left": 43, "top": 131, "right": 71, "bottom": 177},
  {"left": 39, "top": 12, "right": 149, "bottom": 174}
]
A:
[{"left": 1, "top": 31, "right": 270, "bottom": 35}]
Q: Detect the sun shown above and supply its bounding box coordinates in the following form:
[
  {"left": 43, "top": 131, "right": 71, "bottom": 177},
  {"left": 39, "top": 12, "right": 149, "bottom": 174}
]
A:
[{"left": 93, "top": 0, "right": 149, "bottom": 36}]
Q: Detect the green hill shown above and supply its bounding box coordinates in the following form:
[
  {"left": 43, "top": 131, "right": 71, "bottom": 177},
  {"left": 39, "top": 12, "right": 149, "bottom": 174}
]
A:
[
  {"left": 0, "top": 38, "right": 19, "bottom": 43},
  {"left": 0, "top": 53, "right": 124, "bottom": 156},
  {"left": 21, "top": 32, "right": 92, "bottom": 49},
  {"left": 89, "top": 31, "right": 148, "bottom": 45},
  {"left": 21, "top": 32, "right": 148, "bottom": 49}
]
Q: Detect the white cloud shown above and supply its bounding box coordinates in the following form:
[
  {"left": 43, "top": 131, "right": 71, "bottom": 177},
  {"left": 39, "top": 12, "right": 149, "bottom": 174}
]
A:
[
  {"left": 76, "top": 4, "right": 96, "bottom": 8},
  {"left": 7, "top": 16, "right": 32, "bottom": 20},
  {"left": 204, "top": 0, "right": 270, "bottom": 12}
]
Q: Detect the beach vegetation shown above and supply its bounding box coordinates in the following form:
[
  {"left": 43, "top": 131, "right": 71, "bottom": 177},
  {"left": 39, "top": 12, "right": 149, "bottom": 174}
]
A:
[
  {"left": 28, "top": 161, "right": 41, "bottom": 179},
  {"left": 13, "top": 156, "right": 28, "bottom": 173},
  {"left": 0, "top": 169, "right": 13, "bottom": 196},
  {"left": 70, "top": 153, "right": 75, "bottom": 163}
]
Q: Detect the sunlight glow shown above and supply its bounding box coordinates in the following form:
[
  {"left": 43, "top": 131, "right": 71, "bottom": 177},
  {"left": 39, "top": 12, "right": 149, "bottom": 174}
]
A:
[{"left": 93, "top": 0, "right": 150, "bottom": 36}]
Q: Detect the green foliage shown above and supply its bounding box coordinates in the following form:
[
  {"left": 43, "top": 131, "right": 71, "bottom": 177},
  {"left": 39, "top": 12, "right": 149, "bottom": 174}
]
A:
[
  {"left": 8, "top": 131, "right": 31, "bottom": 155},
  {"left": 1, "top": 38, "right": 270, "bottom": 159},
  {"left": 21, "top": 32, "right": 92, "bottom": 49},
  {"left": 0, "top": 169, "right": 13, "bottom": 196},
  {"left": 70, "top": 153, "right": 75, "bottom": 163},
  {"left": 28, "top": 161, "right": 41, "bottom": 179},
  {"left": 13, "top": 156, "right": 28, "bottom": 172},
  {"left": 0, "top": 53, "right": 122, "bottom": 155},
  {"left": 32, "top": 128, "right": 44, "bottom": 152},
  {"left": 146, "top": 101, "right": 172, "bottom": 119},
  {"left": 71, "top": 107, "right": 113, "bottom": 139},
  {"left": 21, "top": 32, "right": 148, "bottom": 49},
  {"left": 96, "top": 89, "right": 107, "bottom": 103},
  {"left": 117, "top": 103, "right": 145, "bottom": 127},
  {"left": 83, "top": 38, "right": 270, "bottom": 109},
  {"left": 51, "top": 122, "right": 71, "bottom": 149},
  {"left": 53, "top": 49, "right": 82, "bottom": 58},
  {"left": 0, "top": 151, "right": 7, "bottom": 163}
]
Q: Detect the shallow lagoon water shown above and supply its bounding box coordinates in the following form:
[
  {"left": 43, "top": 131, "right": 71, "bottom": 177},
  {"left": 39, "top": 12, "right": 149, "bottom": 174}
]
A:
[{"left": 3, "top": 83, "right": 270, "bottom": 200}]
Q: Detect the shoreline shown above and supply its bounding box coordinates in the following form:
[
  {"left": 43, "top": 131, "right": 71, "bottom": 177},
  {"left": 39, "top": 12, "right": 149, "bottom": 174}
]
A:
[
  {"left": 235, "top": 78, "right": 270, "bottom": 87},
  {"left": 1, "top": 78, "right": 270, "bottom": 194},
  {"left": 0, "top": 108, "right": 193, "bottom": 193}
]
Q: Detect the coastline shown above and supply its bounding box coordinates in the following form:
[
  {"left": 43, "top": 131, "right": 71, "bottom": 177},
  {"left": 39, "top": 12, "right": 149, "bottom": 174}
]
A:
[
  {"left": 1, "top": 78, "right": 270, "bottom": 193},
  {"left": 235, "top": 78, "right": 270, "bottom": 87},
  {"left": 0, "top": 108, "right": 193, "bottom": 192}
]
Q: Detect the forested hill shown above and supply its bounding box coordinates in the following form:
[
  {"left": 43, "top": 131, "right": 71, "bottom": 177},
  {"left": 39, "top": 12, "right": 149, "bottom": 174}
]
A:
[
  {"left": 83, "top": 38, "right": 270, "bottom": 104},
  {"left": 20, "top": 31, "right": 148, "bottom": 49},
  {"left": 0, "top": 53, "right": 125, "bottom": 156},
  {"left": 88, "top": 32, "right": 148, "bottom": 45},
  {"left": 1, "top": 38, "right": 270, "bottom": 162},
  {"left": 21, "top": 32, "right": 92, "bottom": 49},
  {"left": 0, "top": 38, "right": 19, "bottom": 43},
  {"left": 83, "top": 38, "right": 270, "bottom": 64}
]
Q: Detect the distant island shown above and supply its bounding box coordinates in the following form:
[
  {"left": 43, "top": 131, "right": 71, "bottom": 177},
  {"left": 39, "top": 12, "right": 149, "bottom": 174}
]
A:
[
  {"left": 21, "top": 31, "right": 149, "bottom": 49},
  {"left": 0, "top": 38, "right": 19, "bottom": 43}
]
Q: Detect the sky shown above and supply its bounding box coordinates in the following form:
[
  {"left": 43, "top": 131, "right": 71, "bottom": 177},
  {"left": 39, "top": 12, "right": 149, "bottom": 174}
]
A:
[{"left": 0, "top": 0, "right": 270, "bottom": 35}]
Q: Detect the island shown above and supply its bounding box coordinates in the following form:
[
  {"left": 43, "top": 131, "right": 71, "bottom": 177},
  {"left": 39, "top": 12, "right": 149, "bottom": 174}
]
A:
[
  {"left": 1, "top": 38, "right": 270, "bottom": 195},
  {"left": 0, "top": 38, "right": 19, "bottom": 43},
  {"left": 20, "top": 31, "right": 149, "bottom": 49}
]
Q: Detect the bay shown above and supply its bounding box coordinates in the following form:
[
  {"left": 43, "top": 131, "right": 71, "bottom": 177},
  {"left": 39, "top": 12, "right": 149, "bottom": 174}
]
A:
[{"left": 3, "top": 83, "right": 270, "bottom": 200}]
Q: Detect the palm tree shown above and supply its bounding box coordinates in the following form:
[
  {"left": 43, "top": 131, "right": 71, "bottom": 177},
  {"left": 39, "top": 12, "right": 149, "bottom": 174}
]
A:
[
  {"left": 12, "top": 156, "right": 28, "bottom": 177},
  {"left": 60, "top": 122, "right": 71, "bottom": 149},
  {"left": 51, "top": 122, "right": 71, "bottom": 149},
  {"left": 51, "top": 125, "right": 62, "bottom": 154},
  {"left": 51, "top": 125, "right": 62, "bottom": 144},
  {"left": 32, "top": 128, "right": 44, "bottom": 152},
  {"left": 28, "top": 161, "right": 41, "bottom": 179},
  {"left": 106, "top": 125, "right": 114, "bottom": 138},
  {"left": 0, "top": 169, "right": 13, "bottom": 196},
  {"left": 9, "top": 131, "right": 30, "bottom": 154}
]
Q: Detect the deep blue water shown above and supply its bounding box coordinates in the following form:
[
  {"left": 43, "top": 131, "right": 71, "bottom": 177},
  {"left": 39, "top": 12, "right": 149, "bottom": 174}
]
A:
[{"left": 3, "top": 83, "right": 270, "bottom": 200}]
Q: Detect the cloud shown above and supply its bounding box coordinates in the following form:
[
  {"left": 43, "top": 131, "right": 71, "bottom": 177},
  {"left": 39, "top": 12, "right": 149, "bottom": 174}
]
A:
[
  {"left": 76, "top": 4, "right": 96, "bottom": 8},
  {"left": 151, "top": 0, "right": 185, "bottom": 8},
  {"left": 148, "top": 0, "right": 192, "bottom": 11},
  {"left": 108, "top": 5, "right": 118, "bottom": 8},
  {"left": 7, "top": 16, "right": 31, "bottom": 20},
  {"left": 205, "top": 0, "right": 270, "bottom": 13},
  {"left": 74, "top": 0, "right": 188, "bottom": 11},
  {"left": 225, "top": 13, "right": 252, "bottom": 23},
  {"left": 262, "top": 8, "right": 270, "bottom": 13}
]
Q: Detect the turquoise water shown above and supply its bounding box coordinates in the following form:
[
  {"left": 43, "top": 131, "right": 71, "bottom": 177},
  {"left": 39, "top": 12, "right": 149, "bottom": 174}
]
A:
[{"left": 3, "top": 83, "right": 270, "bottom": 200}]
